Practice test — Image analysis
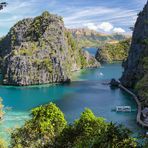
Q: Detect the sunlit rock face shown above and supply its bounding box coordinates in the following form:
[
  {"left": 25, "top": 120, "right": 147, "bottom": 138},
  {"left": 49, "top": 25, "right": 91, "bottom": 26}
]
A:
[{"left": 0, "top": 11, "right": 99, "bottom": 86}]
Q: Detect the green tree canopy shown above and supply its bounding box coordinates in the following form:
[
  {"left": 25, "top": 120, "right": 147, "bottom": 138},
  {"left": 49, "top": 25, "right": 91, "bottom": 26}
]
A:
[
  {"left": 0, "top": 97, "right": 4, "bottom": 119},
  {"left": 56, "top": 109, "right": 137, "bottom": 148},
  {"left": 11, "top": 104, "right": 138, "bottom": 148},
  {"left": 11, "top": 103, "right": 67, "bottom": 148}
]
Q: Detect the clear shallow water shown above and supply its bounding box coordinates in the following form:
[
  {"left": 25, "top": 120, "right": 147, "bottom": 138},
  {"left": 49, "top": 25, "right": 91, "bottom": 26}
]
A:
[
  {"left": 0, "top": 58, "right": 145, "bottom": 141},
  {"left": 83, "top": 47, "right": 98, "bottom": 56}
]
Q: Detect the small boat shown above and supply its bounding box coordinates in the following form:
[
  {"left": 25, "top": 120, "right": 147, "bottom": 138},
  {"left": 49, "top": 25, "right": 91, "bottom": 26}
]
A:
[
  {"left": 97, "top": 72, "right": 104, "bottom": 77},
  {"left": 100, "top": 72, "right": 103, "bottom": 76},
  {"left": 112, "top": 106, "right": 137, "bottom": 112},
  {"left": 116, "top": 106, "right": 131, "bottom": 112},
  {"left": 102, "top": 82, "right": 110, "bottom": 85},
  {"left": 112, "top": 106, "right": 133, "bottom": 112}
]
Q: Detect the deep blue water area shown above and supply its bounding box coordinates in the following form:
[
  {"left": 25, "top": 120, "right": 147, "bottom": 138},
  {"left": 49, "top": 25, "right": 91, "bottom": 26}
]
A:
[{"left": 0, "top": 48, "right": 145, "bottom": 141}]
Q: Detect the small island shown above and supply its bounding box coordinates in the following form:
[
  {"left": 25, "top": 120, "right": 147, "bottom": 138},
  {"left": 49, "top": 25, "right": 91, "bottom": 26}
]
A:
[{"left": 95, "top": 39, "right": 131, "bottom": 63}]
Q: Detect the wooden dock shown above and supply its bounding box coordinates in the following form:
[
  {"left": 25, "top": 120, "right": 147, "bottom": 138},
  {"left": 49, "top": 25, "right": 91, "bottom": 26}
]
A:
[{"left": 118, "top": 84, "right": 148, "bottom": 128}]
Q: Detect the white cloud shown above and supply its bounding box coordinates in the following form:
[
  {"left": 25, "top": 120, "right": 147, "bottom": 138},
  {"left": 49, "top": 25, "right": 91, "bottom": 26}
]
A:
[
  {"left": 84, "top": 23, "right": 98, "bottom": 30},
  {"left": 83, "top": 22, "right": 125, "bottom": 34},
  {"left": 84, "top": 22, "right": 114, "bottom": 32},
  {"left": 63, "top": 5, "right": 139, "bottom": 33},
  {"left": 113, "top": 27, "right": 125, "bottom": 33},
  {"left": 97, "top": 22, "right": 113, "bottom": 32},
  {"left": 0, "top": 0, "right": 143, "bottom": 36}
]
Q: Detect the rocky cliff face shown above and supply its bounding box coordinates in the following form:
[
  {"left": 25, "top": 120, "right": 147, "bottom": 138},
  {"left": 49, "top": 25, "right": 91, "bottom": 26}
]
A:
[
  {"left": 121, "top": 2, "right": 148, "bottom": 107},
  {"left": 0, "top": 11, "right": 99, "bottom": 86}
]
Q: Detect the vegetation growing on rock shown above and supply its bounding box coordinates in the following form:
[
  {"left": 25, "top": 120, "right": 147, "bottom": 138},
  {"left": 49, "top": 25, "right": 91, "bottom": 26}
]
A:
[
  {"left": 95, "top": 38, "right": 131, "bottom": 63},
  {"left": 0, "top": 97, "right": 4, "bottom": 120},
  {"left": 0, "top": 11, "right": 99, "bottom": 86},
  {"left": 0, "top": 138, "right": 7, "bottom": 148},
  {"left": 11, "top": 103, "right": 138, "bottom": 148},
  {"left": 121, "top": 1, "right": 148, "bottom": 107},
  {"left": 69, "top": 28, "right": 129, "bottom": 48}
]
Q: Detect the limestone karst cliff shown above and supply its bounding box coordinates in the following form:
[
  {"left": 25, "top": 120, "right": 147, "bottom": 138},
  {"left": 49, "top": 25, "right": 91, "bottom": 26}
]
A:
[
  {"left": 121, "top": 2, "right": 148, "bottom": 107},
  {"left": 0, "top": 11, "right": 99, "bottom": 86}
]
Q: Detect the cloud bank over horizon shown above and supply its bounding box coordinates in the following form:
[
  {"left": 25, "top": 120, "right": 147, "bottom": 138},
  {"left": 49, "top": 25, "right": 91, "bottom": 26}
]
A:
[
  {"left": 0, "top": 0, "right": 147, "bottom": 36},
  {"left": 83, "top": 22, "right": 125, "bottom": 33}
]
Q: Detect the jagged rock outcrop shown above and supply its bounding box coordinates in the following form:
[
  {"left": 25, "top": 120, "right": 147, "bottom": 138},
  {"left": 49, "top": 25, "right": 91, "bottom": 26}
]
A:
[
  {"left": 121, "top": 2, "right": 148, "bottom": 107},
  {"left": 0, "top": 11, "right": 100, "bottom": 86}
]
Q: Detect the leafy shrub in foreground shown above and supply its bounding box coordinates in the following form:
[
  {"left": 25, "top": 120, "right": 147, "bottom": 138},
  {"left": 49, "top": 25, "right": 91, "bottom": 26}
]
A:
[{"left": 11, "top": 104, "right": 138, "bottom": 148}]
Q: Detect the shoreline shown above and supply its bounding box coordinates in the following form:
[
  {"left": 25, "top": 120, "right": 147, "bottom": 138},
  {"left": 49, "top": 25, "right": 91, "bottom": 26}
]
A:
[{"left": 118, "top": 84, "right": 148, "bottom": 128}]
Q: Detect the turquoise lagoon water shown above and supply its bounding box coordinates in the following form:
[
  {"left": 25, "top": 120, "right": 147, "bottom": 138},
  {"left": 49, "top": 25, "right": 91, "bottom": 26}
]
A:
[
  {"left": 84, "top": 47, "right": 98, "bottom": 56},
  {"left": 0, "top": 50, "right": 145, "bottom": 141}
]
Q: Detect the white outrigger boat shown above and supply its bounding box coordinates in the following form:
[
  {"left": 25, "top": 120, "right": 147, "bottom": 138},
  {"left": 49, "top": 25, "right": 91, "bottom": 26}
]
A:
[
  {"left": 116, "top": 106, "right": 131, "bottom": 112},
  {"left": 112, "top": 106, "right": 135, "bottom": 112}
]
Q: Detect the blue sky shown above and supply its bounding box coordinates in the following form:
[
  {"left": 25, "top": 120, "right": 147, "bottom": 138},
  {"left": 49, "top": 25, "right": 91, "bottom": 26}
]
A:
[{"left": 0, "top": 0, "right": 147, "bottom": 36}]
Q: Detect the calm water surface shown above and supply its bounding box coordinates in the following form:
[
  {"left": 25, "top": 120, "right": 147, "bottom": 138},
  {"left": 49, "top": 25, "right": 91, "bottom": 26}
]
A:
[
  {"left": 0, "top": 48, "right": 145, "bottom": 141},
  {"left": 83, "top": 47, "right": 98, "bottom": 56}
]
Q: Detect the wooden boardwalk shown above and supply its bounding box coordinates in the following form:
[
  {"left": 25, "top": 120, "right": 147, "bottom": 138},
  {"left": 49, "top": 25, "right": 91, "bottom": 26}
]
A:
[{"left": 119, "top": 84, "right": 148, "bottom": 128}]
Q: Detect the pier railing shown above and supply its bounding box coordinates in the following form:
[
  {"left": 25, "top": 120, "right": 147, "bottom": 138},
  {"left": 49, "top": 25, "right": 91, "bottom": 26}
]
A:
[{"left": 119, "top": 84, "right": 148, "bottom": 128}]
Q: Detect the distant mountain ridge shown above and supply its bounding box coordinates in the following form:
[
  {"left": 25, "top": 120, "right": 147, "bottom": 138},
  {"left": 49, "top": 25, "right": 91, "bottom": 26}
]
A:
[{"left": 68, "top": 28, "right": 130, "bottom": 47}]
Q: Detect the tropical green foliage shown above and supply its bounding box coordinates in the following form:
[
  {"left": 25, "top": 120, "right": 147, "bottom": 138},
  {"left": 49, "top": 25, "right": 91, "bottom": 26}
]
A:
[
  {"left": 134, "top": 56, "right": 148, "bottom": 106},
  {"left": 56, "top": 109, "right": 107, "bottom": 147},
  {"left": 11, "top": 103, "right": 67, "bottom": 148},
  {"left": 0, "top": 99, "right": 7, "bottom": 148},
  {"left": 0, "top": 97, "right": 4, "bottom": 119},
  {"left": 65, "top": 31, "right": 96, "bottom": 69},
  {"left": 96, "top": 38, "right": 131, "bottom": 63},
  {"left": 143, "top": 140, "right": 148, "bottom": 148},
  {"left": 93, "top": 123, "right": 137, "bottom": 148},
  {"left": 66, "top": 31, "right": 77, "bottom": 51},
  {"left": 141, "top": 38, "right": 148, "bottom": 45},
  {"left": 0, "top": 138, "right": 7, "bottom": 148},
  {"left": 13, "top": 42, "right": 37, "bottom": 56},
  {"left": 56, "top": 109, "right": 137, "bottom": 148},
  {"left": 71, "top": 29, "right": 128, "bottom": 48},
  {"left": 26, "top": 12, "right": 50, "bottom": 41},
  {"left": 135, "top": 74, "right": 148, "bottom": 106},
  {"left": 11, "top": 104, "right": 138, "bottom": 148},
  {"left": 80, "top": 52, "right": 87, "bottom": 68}
]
